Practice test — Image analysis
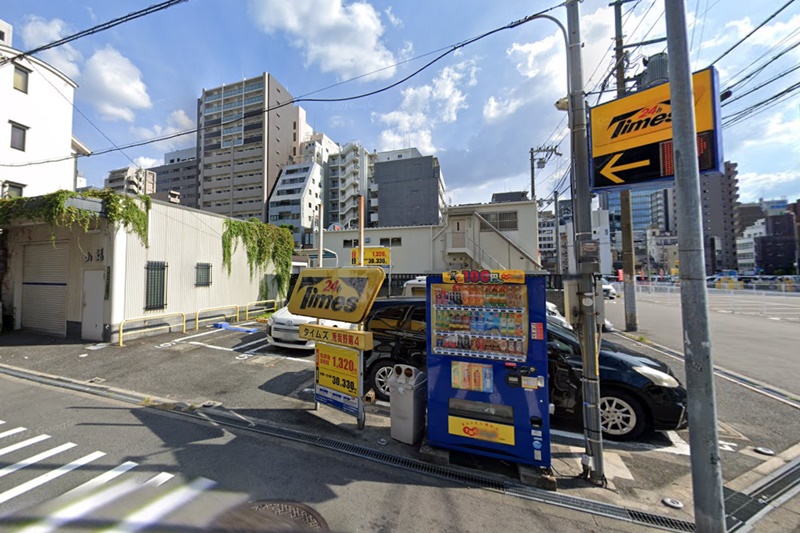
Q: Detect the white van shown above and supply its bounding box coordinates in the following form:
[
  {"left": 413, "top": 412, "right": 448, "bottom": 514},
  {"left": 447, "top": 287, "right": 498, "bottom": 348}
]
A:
[{"left": 402, "top": 276, "right": 428, "bottom": 296}]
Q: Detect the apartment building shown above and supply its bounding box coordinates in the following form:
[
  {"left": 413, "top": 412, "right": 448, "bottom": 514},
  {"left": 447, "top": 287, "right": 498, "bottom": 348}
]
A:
[
  {"left": 325, "top": 142, "right": 374, "bottom": 229},
  {"left": 196, "top": 73, "right": 307, "bottom": 221},
  {"left": 152, "top": 148, "right": 198, "bottom": 207},
  {"left": 104, "top": 166, "right": 156, "bottom": 196},
  {"left": 737, "top": 219, "right": 766, "bottom": 274},
  {"left": 1, "top": 19, "right": 90, "bottom": 198},
  {"left": 372, "top": 148, "right": 446, "bottom": 227}
]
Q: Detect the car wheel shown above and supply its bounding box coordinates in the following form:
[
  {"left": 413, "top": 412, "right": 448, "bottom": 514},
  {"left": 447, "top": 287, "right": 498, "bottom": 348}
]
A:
[
  {"left": 369, "top": 360, "right": 396, "bottom": 402},
  {"left": 599, "top": 390, "right": 648, "bottom": 441}
]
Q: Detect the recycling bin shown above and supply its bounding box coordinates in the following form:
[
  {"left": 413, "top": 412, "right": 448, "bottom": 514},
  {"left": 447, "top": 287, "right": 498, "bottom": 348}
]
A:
[{"left": 389, "top": 364, "right": 427, "bottom": 445}]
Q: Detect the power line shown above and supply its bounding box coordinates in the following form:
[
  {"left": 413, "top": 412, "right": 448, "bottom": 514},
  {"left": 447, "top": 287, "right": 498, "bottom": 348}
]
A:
[
  {"left": 0, "top": 0, "right": 189, "bottom": 67},
  {"left": 722, "top": 31, "right": 800, "bottom": 93},
  {"left": 721, "top": 63, "right": 800, "bottom": 106},
  {"left": 710, "top": 0, "right": 797, "bottom": 66},
  {"left": 0, "top": 4, "right": 563, "bottom": 169},
  {"left": 722, "top": 80, "right": 800, "bottom": 127}
]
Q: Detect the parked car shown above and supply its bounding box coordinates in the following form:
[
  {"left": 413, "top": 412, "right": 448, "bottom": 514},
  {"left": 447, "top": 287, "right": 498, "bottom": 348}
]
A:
[
  {"left": 265, "top": 306, "right": 351, "bottom": 350},
  {"left": 600, "top": 277, "right": 617, "bottom": 299},
  {"left": 362, "top": 298, "right": 686, "bottom": 441}
]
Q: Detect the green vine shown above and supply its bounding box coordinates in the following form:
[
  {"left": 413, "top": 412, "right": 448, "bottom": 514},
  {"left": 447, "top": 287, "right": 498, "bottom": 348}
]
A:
[
  {"left": 0, "top": 189, "right": 150, "bottom": 244},
  {"left": 222, "top": 218, "right": 294, "bottom": 298}
]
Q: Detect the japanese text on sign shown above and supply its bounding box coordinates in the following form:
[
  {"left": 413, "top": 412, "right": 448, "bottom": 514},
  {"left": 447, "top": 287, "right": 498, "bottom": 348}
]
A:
[
  {"left": 299, "top": 324, "right": 373, "bottom": 350},
  {"left": 316, "top": 344, "right": 360, "bottom": 397}
]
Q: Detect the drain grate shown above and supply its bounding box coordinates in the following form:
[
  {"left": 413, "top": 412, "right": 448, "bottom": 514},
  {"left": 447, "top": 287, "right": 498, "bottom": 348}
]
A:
[
  {"left": 628, "top": 510, "right": 695, "bottom": 532},
  {"left": 749, "top": 459, "right": 800, "bottom": 505}
]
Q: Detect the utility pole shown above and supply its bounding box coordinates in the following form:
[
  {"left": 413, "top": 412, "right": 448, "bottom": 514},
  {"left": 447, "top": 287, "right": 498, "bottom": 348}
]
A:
[
  {"left": 566, "top": 0, "right": 605, "bottom": 485},
  {"left": 665, "top": 1, "right": 726, "bottom": 531},
  {"left": 612, "top": 0, "right": 639, "bottom": 331},
  {"left": 554, "top": 189, "right": 563, "bottom": 274},
  {"left": 529, "top": 146, "right": 562, "bottom": 201}
]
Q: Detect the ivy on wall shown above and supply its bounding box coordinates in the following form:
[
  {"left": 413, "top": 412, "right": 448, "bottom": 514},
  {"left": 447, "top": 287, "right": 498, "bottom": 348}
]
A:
[
  {"left": 221, "top": 218, "right": 294, "bottom": 298},
  {"left": 0, "top": 189, "right": 150, "bottom": 244}
]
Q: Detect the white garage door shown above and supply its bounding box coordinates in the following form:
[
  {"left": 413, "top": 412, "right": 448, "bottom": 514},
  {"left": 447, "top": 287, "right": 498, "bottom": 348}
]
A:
[{"left": 22, "top": 242, "right": 69, "bottom": 336}]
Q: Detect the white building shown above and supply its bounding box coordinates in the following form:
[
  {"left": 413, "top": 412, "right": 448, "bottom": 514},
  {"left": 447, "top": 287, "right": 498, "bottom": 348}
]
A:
[
  {"left": 268, "top": 162, "right": 323, "bottom": 247},
  {"left": 105, "top": 167, "right": 156, "bottom": 196},
  {"left": 326, "top": 142, "right": 375, "bottom": 229},
  {"left": 2, "top": 198, "right": 269, "bottom": 341},
  {"left": 736, "top": 219, "right": 766, "bottom": 274},
  {"left": 562, "top": 209, "right": 613, "bottom": 276},
  {"left": 0, "top": 21, "right": 90, "bottom": 198}
]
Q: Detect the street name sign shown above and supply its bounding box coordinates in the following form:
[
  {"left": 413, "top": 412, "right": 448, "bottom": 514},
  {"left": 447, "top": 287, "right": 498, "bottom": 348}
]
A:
[{"left": 589, "top": 67, "right": 723, "bottom": 191}]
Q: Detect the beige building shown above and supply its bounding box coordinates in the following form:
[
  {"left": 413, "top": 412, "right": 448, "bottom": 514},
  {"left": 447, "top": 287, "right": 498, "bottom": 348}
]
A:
[{"left": 104, "top": 167, "right": 156, "bottom": 196}]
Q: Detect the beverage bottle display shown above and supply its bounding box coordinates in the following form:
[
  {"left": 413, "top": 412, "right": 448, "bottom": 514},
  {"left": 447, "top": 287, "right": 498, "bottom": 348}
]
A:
[
  {"left": 497, "top": 285, "right": 507, "bottom": 307},
  {"left": 475, "top": 285, "right": 485, "bottom": 307}
]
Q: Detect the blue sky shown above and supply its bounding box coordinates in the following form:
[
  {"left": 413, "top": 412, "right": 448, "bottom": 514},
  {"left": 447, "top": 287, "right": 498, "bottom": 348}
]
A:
[{"left": 2, "top": 0, "right": 799, "bottom": 206}]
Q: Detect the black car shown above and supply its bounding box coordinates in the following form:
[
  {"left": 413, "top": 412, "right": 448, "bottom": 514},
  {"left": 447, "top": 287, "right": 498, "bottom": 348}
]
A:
[{"left": 362, "top": 298, "right": 687, "bottom": 441}]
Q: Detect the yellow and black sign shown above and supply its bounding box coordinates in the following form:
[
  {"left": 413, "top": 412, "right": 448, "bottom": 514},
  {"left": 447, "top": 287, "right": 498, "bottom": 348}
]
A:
[
  {"left": 448, "top": 416, "right": 515, "bottom": 446},
  {"left": 288, "top": 267, "right": 385, "bottom": 323},
  {"left": 443, "top": 269, "right": 525, "bottom": 285},
  {"left": 589, "top": 67, "right": 722, "bottom": 190},
  {"left": 350, "top": 247, "right": 391, "bottom": 266},
  {"left": 299, "top": 323, "right": 374, "bottom": 351},
  {"left": 316, "top": 344, "right": 360, "bottom": 398}
]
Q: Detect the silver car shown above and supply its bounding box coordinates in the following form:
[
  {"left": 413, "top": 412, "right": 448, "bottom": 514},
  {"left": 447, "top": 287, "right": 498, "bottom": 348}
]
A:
[{"left": 265, "top": 306, "right": 351, "bottom": 350}]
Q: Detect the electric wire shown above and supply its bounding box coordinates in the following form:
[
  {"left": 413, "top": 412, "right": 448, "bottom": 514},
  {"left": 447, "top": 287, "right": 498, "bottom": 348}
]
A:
[
  {"left": 710, "top": 0, "right": 797, "bottom": 66},
  {"left": 721, "top": 63, "right": 800, "bottom": 106},
  {"left": 722, "top": 31, "right": 800, "bottom": 94},
  {"left": 1, "top": 4, "right": 563, "bottom": 169},
  {"left": 0, "top": 0, "right": 188, "bottom": 67}
]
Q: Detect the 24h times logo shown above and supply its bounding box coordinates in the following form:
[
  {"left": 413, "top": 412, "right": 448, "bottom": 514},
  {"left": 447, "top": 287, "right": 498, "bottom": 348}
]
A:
[{"left": 607, "top": 101, "right": 672, "bottom": 140}]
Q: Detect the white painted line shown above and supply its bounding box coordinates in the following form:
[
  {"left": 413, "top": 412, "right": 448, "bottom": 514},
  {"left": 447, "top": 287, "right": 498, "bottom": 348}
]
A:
[
  {"left": 19, "top": 480, "right": 145, "bottom": 533},
  {"left": 0, "top": 420, "right": 4, "bottom": 425},
  {"left": 243, "top": 342, "right": 271, "bottom": 354},
  {"left": 0, "top": 442, "right": 77, "bottom": 478},
  {"left": 603, "top": 452, "right": 634, "bottom": 480},
  {"left": 0, "top": 434, "right": 51, "bottom": 457},
  {"left": 175, "top": 328, "right": 227, "bottom": 342},
  {"left": 186, "top": 341, "right": 234, "bottom": 352},
  {"left": 236, "top": 338, "right": 270, "bottom": 351},
  {"left": 103, "top": 477, "right": 216, "bottom": 533},
  {"left": 145, "top": 472, "right": 175, "bottom": 487},
  {"left": 0, "top": 451, "right": 106, "bottom": 505},
  {"left": 63, "top": 461, "right": 139, "bottom": 499},
  {"left": 551, "top": 428, "right": 690, "bottom": 456},
  {"left": 0, "top": 427, "right": 26, "bottom": 439}
]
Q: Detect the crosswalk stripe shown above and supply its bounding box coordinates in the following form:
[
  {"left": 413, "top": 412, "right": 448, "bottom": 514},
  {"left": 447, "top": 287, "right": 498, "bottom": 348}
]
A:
[
  {"left": 0, "top": 435, "right": 50, "bottom": 457},
  {"left": 18, "top": 479, "right": 146, "bottom": 533},
  {"left": 0, "top": 427, "right": 26, "bottom": 440},
  {"left": 144, "top": 472, "right": 174, "bottom": 487},
  {"left": 0, "top": 442, "right": 77, "bottom": 479},
  {"left": 0, "top": 451, "right": 106, "bottom": 506},
  {"left": 102, "top": 477, "right": 216, "bottom": 533},
  {"left": 63, "top": 461, "right": 139, "bottom": 499}
]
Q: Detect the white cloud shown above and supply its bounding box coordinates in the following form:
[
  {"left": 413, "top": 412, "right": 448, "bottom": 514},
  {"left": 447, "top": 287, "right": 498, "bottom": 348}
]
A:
[
  {"left": 247, "top": 0, "right": 396, "bottom": 81},
  {"left": 130, "top": 109, "right": 195, "bottom": 151},
  {"left": 372, "top": 60, "right": 477, "bottom": 152},
  {"left": 483, "top": 96, "right": 524, "bottom": 122},
  {"left": 398, "top": 41, "right": 414, "bottom": 61},
  {"left": 19, "top": 16, "right": 82, "bottom": 79},
  {"left": 82, "top": 46, "right": 151, "bottom": 122},
  {"left": 134, "top": 156, "right": 159, "bottom": 169},
  {"left": 738, "top": 171, "right": 800, "bottom": 203},
  {"left": 329, "top": 115, "right": 354, "bottom": 129},
  {"left": 508, "top": 36, "right": 559, "bottom": 79},
  {"left": 384, "top": 6, "right": 402, "bottom": 28}
]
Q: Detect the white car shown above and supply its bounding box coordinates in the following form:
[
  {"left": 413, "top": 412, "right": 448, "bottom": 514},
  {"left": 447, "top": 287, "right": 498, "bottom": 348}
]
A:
[
  {"left": 265, "top": 306, "right": 351, "bottom": 350},
  {"left": 546, "top": 302, "right": 573, "bottom": 330},
  {"left": 601, "top": 278, "right": 617, "bottom": 299}
]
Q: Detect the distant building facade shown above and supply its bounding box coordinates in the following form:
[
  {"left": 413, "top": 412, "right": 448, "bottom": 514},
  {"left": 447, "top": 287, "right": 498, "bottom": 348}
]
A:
[
  {"left": 153, "top": 148, "right": 198, "bottom": 207},
  {"left": 372, "top": 148, "right": 446, "bottom": 227},
  {"left": 105, "top": 167, "right": 156, "bottom": 196}
]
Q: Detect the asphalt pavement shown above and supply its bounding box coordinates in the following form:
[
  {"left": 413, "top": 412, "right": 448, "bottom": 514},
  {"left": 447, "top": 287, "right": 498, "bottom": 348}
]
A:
[{"left": 1, "top": 312, "right": 800, "bottom": 531}]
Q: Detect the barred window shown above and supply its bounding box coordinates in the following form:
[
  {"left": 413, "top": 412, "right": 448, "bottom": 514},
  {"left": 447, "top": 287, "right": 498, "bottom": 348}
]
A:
[
  {"left": 145, "top": 262, "right": 168, "bottom": 310},
  {"left": 380, "top": 237, "right": 402, "bottom": 247},
  {"left": 480, "top": 211, "right": 518, "bottom": 231},
  {"left": 195, "top": 263, "right": 212, "bottom": 287}
]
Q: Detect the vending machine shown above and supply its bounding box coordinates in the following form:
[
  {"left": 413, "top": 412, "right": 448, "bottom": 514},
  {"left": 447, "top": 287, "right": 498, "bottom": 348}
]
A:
[{"left": 426, "top": 270, "right": 550, "bottom": 467}]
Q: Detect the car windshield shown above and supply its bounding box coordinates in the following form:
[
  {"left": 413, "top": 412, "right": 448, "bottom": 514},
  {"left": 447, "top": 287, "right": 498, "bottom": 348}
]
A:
[{"left": 548, "top": 320, "right": 580, "bottom": 343}]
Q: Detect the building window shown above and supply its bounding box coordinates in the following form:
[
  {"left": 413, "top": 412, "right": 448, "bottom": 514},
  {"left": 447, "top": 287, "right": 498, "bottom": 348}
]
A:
[
  {"left": 3, "top": 181, "right": 24, "bottom": 198},
  {"left": 195, "top": 263, "right": 212, "bottom": 287},
  {"left": 145, "top": 261, "right": 168, "bottom": 310},
  {"left": 14, "top": 66, "right": 29, "bottom": 93},
  {"left": 10, "top": 122, "right": 27, "bottom": 151},
  {"left": 480, "top": 211, "right": 518, "bottom": 231},
  {"left": 380, "top": 237, "right": 402, "bottom": 247},
  {"left": 343, "top": 239, "right": 359, "bottom": 248}
]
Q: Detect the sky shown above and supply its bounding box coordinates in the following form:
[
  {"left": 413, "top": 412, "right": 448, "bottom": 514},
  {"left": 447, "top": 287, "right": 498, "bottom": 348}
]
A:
[{"left": 2, "top": 0, "right": 799, "bottom": 206}]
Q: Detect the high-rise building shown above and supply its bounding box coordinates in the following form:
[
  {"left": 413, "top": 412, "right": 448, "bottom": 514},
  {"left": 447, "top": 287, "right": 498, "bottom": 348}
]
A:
[
  {"left": 196, "top": 74, "right": 307, "bottom": 220},
  {"left": 756, "top": 213, "right": 797, "bottom": 274},
  {"left": 700, "top": 161, "right": 739, "bottom": 273},
  {"left": 325, "top": 142, "right": 374, "bottom": 229},
  {"left": 371, "top": 148, "right": 446, "bottom": 227},
  {"left": 152, "top": 148, "right": 198, "bottom": 207},
  {"left": 104, "top": 167, "right": 156, "bottom": 196}
]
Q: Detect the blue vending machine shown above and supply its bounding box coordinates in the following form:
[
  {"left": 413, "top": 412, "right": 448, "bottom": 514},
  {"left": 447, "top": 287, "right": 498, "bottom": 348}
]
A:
[{"left": 426, "top": 270, "right": 550, "bottom": 467}]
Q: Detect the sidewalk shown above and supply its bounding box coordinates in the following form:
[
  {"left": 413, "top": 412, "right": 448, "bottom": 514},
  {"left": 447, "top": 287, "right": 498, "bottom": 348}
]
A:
[{"left": 1, "top": 325, "right": 798, "bottom": 531}]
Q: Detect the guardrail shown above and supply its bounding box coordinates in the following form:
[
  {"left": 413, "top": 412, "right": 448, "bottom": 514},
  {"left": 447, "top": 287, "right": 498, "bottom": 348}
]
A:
[
  {"left": 244, "top": 299, "right": 277, "bottom": 320},
  {"left": 119, "top": 312, "right": 186, "bottom": 346},
  {"left": 195, "top": 305, "right": 240, "bottom": 331}
]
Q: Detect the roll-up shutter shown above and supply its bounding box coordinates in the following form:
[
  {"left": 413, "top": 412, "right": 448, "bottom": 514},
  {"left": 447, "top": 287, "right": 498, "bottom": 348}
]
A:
[{"left": 22, "top": 242, "right": 69, "bottom": 336}]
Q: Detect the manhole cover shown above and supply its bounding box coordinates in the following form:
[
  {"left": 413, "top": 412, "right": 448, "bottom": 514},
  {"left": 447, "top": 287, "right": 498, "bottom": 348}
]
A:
[{"left": 211, "top": 501, "right": 328, "bottom": 531}]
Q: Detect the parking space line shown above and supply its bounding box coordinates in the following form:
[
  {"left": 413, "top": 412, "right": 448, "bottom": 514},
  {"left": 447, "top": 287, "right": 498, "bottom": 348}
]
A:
[
  {"left": 550, "top": 429, "right": 690, "bottom": 455},
  {"left": 186, "top": 342, "right": 234, "bottom": 352},
  {"left": 174, "top": 329, "right": 227, "bottom": 342},
  {"left": 237, "top": 338, "right": 270, "bottom": 351}
]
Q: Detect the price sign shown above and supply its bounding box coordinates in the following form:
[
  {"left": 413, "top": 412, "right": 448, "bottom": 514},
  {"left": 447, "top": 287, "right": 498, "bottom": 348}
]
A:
[
  {"left": 351, "top": 247, "right": 391, "bottom": 266},
  {"left": 315, "top": 344, "right": 361, "bottom": 417}
]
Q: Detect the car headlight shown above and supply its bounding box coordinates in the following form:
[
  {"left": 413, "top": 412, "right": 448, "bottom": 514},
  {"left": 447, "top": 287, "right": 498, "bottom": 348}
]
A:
[{"left": 633, "top": 366, "right": 679, "bottom": 388}]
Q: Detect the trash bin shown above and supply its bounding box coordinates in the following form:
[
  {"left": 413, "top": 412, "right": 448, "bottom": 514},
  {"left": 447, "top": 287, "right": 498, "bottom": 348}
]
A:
[{"left": 389, "top": 364, "right": 427, "bottom": 445}]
